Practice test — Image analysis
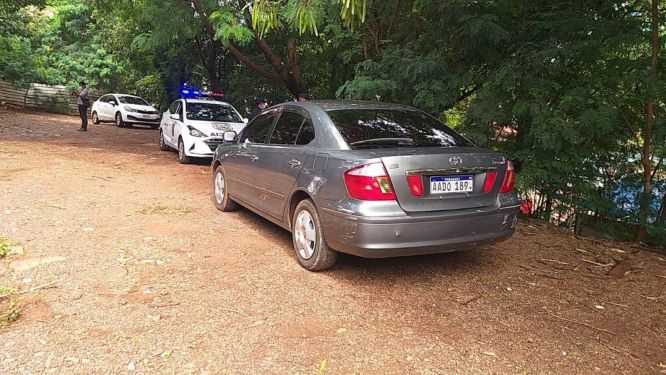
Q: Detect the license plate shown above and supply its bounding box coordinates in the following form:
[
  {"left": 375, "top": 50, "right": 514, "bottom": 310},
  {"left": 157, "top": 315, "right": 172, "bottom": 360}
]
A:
[{"left": 430, "top": 175, "right": 473, "bottom": 194}]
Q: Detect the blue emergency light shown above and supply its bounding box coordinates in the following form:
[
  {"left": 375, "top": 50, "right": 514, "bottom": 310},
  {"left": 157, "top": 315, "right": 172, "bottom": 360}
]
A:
[{"left": 179, "top": 87, "right": 202, "bottom": 98}]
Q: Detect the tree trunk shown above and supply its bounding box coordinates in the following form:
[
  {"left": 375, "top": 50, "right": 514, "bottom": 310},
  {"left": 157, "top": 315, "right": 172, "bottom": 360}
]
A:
[
  {"left": 205, "top": 41, "right": 221, "bottom": 92},
  {"left": 636, "top": 0, "right": 660, "bottom": 241}
]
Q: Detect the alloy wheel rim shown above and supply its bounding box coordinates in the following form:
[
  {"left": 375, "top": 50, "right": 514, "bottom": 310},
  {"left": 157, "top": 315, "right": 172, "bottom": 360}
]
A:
[
  {"left": 159, "top": 132, "right": 164, "bottom": 148},
  {"left": 93, "top": 113, "right": 97, "bottom": 122},
  {"left": 178, "top": 142, "right": 184, "bottom": 160},
  {"left": 294, "top": 210, "right": 316, "bottom": 260},
  {"left": 214, "top": 172, "right": 225, "bottom": 204},
  {"left": 116, "top": 115, "right": 121, "bottom": 126}
]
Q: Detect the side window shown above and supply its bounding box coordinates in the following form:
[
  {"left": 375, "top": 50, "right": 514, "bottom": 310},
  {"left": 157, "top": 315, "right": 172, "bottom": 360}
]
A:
[
  {"left": 242, "top": 112, "right": 275, "bottom": 144},
  {"left": 99, "top": 95, "right": 109, "bottom": 103},
  {"left": 295, "top": 118, "right": 315, "bottom": 145},
  {"left": 269, "top": 111, "right": 305, "bottom": 145},
  {"left": 177, "top": 103, "right": 184, "bottom": 119},
  {"left": 108, "top": 96, "right": 118, "bottom": 105},
  {"left": 168, "top": 101, "right": 179, "bottom": 114}
]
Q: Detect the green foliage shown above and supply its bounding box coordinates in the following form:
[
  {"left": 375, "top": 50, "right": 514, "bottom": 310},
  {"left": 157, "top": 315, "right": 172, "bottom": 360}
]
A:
[
  {"left": 210, "top": 5, "right": 254, "bottom": 45},
  {"left": 0, "top": 237, "right": 9, "bottom": 258},
  {"left": 0, "top": 300, "right": 21, "bottom": 329}
]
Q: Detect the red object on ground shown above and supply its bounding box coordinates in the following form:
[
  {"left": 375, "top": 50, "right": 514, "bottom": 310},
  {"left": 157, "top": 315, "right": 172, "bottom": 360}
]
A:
[{"left": 519, "top": 199, "right": 532, "bottom": 215}]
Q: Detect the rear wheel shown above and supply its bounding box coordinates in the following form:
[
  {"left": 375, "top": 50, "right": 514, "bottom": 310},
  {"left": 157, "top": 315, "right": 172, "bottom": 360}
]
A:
[
  {"left": 92, "top": 111, "right": 100, "bottom": 124},
  {"left": 115, "top": 112, "right": 124, "bottom": 128},
  {"left": 213, "top": 166, "right": 237, "bottom": 211},
  {"left": 292, "top": 199, "right": 337, "bottom": 271},
  {"left": 177, "top": 138, "right": 191, "bottom": 164},
  {"left": 159, "top": 130, "right": 169, "bottom": 151}
]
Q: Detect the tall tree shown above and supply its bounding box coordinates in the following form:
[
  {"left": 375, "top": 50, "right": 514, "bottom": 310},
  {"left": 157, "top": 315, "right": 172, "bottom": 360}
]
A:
[{"left": 637, "top": 0, "right": 661, "bottom": 241}]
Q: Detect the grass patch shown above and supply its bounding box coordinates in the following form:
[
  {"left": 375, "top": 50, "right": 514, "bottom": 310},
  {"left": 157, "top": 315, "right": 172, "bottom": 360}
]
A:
[
  {"left": 0, "top": 237, "right": 10, "bottom": 258},
  {"left": 0, "top": 286, "right": 17, "bottom": 296},
  {"left": 139, "top": 203, "right": 192, "bottom": 215},
  {"left": 0, "top": 300, "right": 21, "bottom": 329}
]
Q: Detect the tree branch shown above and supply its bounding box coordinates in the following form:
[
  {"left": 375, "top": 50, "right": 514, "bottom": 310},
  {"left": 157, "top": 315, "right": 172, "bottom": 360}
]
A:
[
  {"left": 255, "top": 34, "right": 289, "bottom": 81},
  {"left": 386, "top": 0, "right": 401, "bottom": 37},
  {"left": 287, "top": 37, "right": 300, "bottom": 82},
  {"left": 226, "top": 44, "right": 283, "bottom": 85},
  {"left": 457, "top": 84, "right": 482, "bottom": 103}
]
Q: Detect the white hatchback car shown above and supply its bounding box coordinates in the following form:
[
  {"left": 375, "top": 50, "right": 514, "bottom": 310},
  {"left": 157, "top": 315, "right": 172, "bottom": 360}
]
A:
[
  {"left": 91, "top": 94, "right": 161, "bottom": 128},
  {"left": 159, "top": 99, "right": 247, "bottom": 163}
]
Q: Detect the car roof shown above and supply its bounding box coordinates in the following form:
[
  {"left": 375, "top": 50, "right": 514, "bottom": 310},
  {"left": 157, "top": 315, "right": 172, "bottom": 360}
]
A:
[
  {"left": 274, "top": 100, "right": 419, "bottom": 112},
  {"left": 183, "top": 99, "right": 231, "bottom": 105},
  {"left": 106, "top": 93, "right": 141, "bottom": 98}
]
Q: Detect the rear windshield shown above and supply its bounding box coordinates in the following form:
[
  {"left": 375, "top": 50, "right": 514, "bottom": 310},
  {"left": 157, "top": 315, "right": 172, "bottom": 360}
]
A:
[
  {"left": 326, "top": 109, "right": 473, "bottom": 148},
  {"left": 186, "top": 103, "right": 242, "bottom": 122},
  {"left": 118, "top": 96, "right": 149, "bottom": 106}
]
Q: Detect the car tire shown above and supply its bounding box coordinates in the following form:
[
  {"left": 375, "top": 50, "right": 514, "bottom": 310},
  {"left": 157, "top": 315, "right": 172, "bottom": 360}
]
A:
[
  {"left": 159, "top": 130, "right": 170, "bottom": 151},
  {"left": 213, "top": 166, "right": 237, "bottom": 212},
  {"left": 177, "top": 138, "right": 191, "bottom": 164},
  {"left": 115, "top": 112, "right": 124, "bottom": 128},
  {"left": 292, "top": 199, "right": 337, "bottom": 271},
  {"left": 92, "top": 111, "right": 100, "bottom": 124}
]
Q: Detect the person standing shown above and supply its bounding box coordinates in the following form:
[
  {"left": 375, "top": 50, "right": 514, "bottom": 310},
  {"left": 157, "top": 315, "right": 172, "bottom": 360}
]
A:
[
  {"left": 73, "top": 81, "right": 89, "bottom": 131},
  {"left": 250, "top": 97, "right": 267, "bottom": 119}
]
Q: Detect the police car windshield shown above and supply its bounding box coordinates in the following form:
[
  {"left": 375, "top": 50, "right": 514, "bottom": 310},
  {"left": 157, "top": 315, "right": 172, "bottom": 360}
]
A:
[
  {"left": 186, "top": 103, "right": 241, "bottom": 122},
  {"left": 118, "top": 96, "right": 149, "bottom": 106}
]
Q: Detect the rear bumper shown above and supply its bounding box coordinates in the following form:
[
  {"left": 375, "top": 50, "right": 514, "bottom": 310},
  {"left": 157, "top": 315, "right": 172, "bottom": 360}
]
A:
[{"left": 320, "top": 205, "right": 519, "bottom": 258}]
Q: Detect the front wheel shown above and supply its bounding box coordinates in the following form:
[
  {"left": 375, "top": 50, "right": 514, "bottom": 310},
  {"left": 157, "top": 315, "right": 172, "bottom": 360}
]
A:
[
  {"left": 115, "top": 112, "right": 124, "bottom": 128},
  {"left": 177, "top": 139, "right": 191, "bottom": 164},
  {"left": 213, "top": 166, "right": 237, "bottom": 212},
  {"left": 292, "top": 199, "right": 337, "bottom": 271},
  {"left": 92, "top": 111, "right": 100, "bottom": 124}
]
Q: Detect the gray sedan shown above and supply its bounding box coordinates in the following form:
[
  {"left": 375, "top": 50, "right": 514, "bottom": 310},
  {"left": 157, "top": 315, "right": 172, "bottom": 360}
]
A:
[{"left": 211, "top": 100, "right": 519, "bottom": 271}]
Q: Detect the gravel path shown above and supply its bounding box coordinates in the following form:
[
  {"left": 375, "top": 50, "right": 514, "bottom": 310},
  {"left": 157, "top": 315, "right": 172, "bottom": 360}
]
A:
[{"left": 0, "top": 110, "right": 664, "bottom": 374}]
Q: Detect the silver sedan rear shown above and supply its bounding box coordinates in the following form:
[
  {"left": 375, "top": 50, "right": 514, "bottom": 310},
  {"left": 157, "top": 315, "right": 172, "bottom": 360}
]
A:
[{"left": 211, "top": 100, "right": 519, "bottom": 271}]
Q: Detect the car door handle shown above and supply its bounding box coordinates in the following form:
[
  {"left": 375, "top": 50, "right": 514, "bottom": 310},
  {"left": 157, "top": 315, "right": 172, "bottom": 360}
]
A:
[{"left": 288, "top": 159, "right": 301, "bottom": 168}]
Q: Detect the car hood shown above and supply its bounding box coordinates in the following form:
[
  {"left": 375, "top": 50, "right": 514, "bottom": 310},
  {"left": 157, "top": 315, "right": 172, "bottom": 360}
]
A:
[
  {"left": 123, "top": 104, "right": 158, "bottom": 112},
  {"left": 185, "top": 120, "right": 246, "bottom": 135}
]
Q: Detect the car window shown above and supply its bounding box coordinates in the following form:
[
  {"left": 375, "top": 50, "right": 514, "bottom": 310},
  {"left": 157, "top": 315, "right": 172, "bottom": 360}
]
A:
[
  {"left": 185, "top": 102, "right": 242, "bottom": 122},
  {"left": 177, "top": 103, "right": 184, "bottom": 119},
  {"left": 269, "top": 111, "right": 305, "bottom": 145},
  {"left": 295, "top": 118, "right": 315, "bottom": 145},
  {"left": 242, "top": 112, "right": 275, "bottom": 144},
  {"left": 118, "top": 96, "right": 149, "bottom": 105},
  {"left": 168, "top": 101, "right": 180, "bottom": 114},
  {"left": 99, "top": 95, "right": 109, "bottom": 103},
  {"left": 108, "top": 96, "right": 118, "bottom": 104},
  {"left": 326, "top": 109, "right": 473, "bottom": 149}
]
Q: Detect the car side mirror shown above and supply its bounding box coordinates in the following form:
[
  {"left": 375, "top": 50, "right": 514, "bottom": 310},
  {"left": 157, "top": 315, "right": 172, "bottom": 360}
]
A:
[
  {"left": 169, "top": 113, "right": 179, "bottom": 120},
  {"left": 243, "top": 118, "right": 249, "bottom": 124},
  {"left": 110, "top": 101, "right": 117, "bottom": 106},
  {"left": 223, "top": 131, "right": 237, "bottom": 143}
]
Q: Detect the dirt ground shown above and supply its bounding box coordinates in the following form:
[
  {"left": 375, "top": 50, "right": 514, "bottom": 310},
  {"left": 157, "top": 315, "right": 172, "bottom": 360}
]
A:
[{"left": 0, "top": 109, "right": 664, "bottom": 375}]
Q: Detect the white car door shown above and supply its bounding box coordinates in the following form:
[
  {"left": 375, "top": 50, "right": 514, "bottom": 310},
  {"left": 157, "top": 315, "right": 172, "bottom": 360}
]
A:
[
  {"left": 162, "top": 101, "right": 178, "bottom": 146},
  {"left": 96, "top": 95, "right": 109, "bottom": 120},
  {"left": 105, "top": 96, "right": 119, "bottom": 120},
  {"left": 171, "top": 102, "right": 184, "bottom": 143}
]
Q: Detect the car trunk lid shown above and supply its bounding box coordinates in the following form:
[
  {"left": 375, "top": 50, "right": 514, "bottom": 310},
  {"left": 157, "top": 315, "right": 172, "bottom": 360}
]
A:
[{"left": 378, "top": 148, "right": 507, "bottom": 212}]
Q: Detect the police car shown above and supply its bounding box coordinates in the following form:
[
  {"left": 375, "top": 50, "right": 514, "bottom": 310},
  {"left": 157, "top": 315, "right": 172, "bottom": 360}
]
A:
[{"left": 159, "top": 91, "right": 247, "bottom": 164}]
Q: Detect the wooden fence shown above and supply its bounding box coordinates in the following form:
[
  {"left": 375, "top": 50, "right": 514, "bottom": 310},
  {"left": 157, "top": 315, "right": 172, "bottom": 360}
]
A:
[{"left": 0, "top": 80, "right": 99, "bottom": 115}]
